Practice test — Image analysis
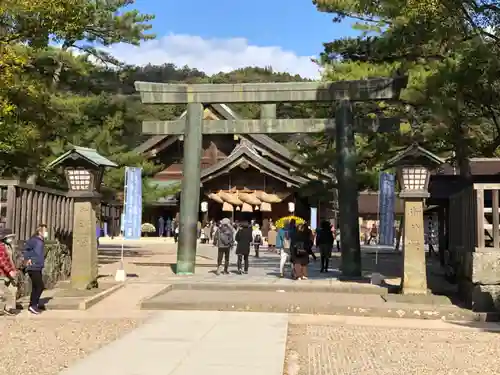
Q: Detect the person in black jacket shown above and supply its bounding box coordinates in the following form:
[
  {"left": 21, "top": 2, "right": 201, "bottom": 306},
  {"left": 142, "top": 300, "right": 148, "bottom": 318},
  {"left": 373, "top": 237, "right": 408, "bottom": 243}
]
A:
[
  {"left": 316, "top": 221, "right": 334, "bottom": 272},
  {"left": 291, "top": 224, "right": 310, "bottom": 280},
  {"left": 235, "top": 222, "right": 252, "bottom": 274},
  {"left": 23, "top": 224, "right": 47, "bottom": 314}
]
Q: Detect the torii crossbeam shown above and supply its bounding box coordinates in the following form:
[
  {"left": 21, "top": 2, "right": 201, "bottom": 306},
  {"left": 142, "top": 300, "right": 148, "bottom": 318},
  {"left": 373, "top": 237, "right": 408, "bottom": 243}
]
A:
[{"left": 134, "top": 77, "right": 407, "bottom": 276}]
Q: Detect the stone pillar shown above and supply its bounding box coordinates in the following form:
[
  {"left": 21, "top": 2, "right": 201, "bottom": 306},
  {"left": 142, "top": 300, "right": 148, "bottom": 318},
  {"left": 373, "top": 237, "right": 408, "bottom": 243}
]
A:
[
  {"left": 176, "top": 103, "right": 204, "bottom": 275},
  {"left": 401, "top": 198, "right": 428, "bottom": 294},
  {"left": 335, "top": 100, "right": 361, "bottom": 277},
  {"left": 71, "top": 199, "right": 99, "bottom": 289}
]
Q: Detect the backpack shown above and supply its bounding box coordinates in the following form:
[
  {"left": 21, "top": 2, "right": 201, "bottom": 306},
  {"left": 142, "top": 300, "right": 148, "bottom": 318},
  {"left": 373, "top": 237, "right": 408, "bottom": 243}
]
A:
[
  {"left": 218, "top": 225, "right": 233, "bottom": 247},
  {"left": 254, "top": 234, "right": 262, "bottom": 243}
]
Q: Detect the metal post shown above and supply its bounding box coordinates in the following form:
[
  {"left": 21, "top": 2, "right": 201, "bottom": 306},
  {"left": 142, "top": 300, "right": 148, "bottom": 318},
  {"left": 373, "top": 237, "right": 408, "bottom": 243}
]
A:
[
  {"left": 335, "top": 100, "right": 362, "bottom": 277},
  {"left": 176, "top": 103, "right": 204, "bottom": 274}
]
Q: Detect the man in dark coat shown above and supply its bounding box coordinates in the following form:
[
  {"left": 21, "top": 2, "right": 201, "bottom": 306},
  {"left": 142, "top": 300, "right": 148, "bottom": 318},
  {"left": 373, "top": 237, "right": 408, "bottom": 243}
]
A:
[
  {"left": 316, "top": 220, "right": 334, "bottom": 272},
  {"left": 235, "top": 222, "right": 253, "bottom": 274}
]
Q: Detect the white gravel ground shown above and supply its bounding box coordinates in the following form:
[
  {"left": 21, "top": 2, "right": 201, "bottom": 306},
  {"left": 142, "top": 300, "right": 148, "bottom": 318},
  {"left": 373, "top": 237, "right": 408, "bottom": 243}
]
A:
[
  {"left": 0, "top": 318, "right": 141, "bottom": 375},
  {"left": 286, "top": 322, "right": 500, "bottom": 375}
]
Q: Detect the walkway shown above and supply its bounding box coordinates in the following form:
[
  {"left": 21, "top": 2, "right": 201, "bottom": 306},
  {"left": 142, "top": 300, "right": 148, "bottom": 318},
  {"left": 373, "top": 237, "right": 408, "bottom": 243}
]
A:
[{"left": 59, "top": 310, "right": 288, "bottom": 375}]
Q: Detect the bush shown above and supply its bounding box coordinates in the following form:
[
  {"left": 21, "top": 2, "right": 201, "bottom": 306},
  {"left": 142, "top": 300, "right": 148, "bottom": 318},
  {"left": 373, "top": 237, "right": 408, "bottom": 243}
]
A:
[
  {"left": 12, "top": 241, "right": 72, "bottom": 298},
  {"left": 141, "top": 223, "right": 156, "bottom": 233}
]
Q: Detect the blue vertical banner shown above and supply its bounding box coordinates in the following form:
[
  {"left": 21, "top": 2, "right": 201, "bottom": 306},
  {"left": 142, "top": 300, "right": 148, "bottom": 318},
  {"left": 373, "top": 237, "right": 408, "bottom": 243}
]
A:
[
  {"left": 310, "top": 207, "right": 318, "bottom": 230},
  {"left": 378, "top": 172, "right": 395, "bottom": 245},
  {"left": 123, "top": 167, "right": 143, "bottom": 240}
]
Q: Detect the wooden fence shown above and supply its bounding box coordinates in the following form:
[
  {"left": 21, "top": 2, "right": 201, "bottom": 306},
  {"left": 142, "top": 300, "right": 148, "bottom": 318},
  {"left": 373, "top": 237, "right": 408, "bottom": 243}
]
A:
[
  {"left": 0, "top": 180, "right": 122, "bottom": 243},
  {"left": 0, "top": 180, "right": 73, "bottom": 241}
]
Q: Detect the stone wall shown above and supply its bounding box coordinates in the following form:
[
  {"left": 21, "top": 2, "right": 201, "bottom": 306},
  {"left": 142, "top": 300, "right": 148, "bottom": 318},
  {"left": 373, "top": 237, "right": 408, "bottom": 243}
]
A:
[
  {"left": 457, "top": 250, "right": 500, "bottom": 312},
  {"left": 12, "top": 240, "right": 72, "bottom": 298}
]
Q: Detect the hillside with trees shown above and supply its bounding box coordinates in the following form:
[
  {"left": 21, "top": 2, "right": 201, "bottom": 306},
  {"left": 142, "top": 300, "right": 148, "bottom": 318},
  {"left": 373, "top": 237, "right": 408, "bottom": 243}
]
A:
[
  {"left": 0, "top": 0, "right": 310, "bottom": 203},
  {"left": 2, "top": 0, "right": 500, "bottom": 202},
  {"left": 303, "top": 0, "right": 500, "bottom": 190}
]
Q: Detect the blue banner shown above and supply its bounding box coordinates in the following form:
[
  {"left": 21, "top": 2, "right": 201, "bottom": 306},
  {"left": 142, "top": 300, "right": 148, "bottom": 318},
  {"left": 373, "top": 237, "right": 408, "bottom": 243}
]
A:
[
  {"left": 378, "top": 172, "right": 395, "bottom": 246},
  {"left": 123, "top": 167, "right": 142, "bottom": 240}
]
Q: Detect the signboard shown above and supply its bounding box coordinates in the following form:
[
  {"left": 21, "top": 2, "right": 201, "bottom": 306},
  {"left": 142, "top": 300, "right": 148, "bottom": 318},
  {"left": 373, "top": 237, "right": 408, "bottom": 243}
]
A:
[
  {"left": 310, "top": 207, "right": 318, "bottom": 231},
  {"left": 123, "top": 167, "right": 142, "bottom": 240},
  {"left": 378, "top": 172, "right": 395, "bottom": 246}
]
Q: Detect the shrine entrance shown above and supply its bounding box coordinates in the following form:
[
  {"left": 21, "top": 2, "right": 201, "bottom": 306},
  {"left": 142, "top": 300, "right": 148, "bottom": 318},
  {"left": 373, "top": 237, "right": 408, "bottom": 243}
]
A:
[{"left": 135, "top": 78, "right": 407, "bottom": 276}]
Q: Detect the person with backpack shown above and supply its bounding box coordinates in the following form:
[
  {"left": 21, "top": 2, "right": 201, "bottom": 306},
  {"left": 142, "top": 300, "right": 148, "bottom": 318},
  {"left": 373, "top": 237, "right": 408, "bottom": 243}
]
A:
[
  {"left": 252, "top": 224, "right": 263, "bottom": 258},
  {"left": 216, "top": 218, "right": 234, "bottom": 275}
]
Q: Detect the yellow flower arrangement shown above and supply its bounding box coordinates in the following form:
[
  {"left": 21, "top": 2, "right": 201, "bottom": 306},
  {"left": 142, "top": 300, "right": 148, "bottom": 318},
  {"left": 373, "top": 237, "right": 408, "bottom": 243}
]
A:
[{"left": 275, "top": 215, "right": 305, "bottom": 229}]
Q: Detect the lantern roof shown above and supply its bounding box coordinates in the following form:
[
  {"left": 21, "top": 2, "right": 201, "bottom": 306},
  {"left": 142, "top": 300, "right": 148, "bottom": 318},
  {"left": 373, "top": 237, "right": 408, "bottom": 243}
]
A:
[
  {"left": 48, "top": 146, "right": 118, "bottom": 169},
  {"left": 384, "top": 143, "right": 444, "bottom": 170}
]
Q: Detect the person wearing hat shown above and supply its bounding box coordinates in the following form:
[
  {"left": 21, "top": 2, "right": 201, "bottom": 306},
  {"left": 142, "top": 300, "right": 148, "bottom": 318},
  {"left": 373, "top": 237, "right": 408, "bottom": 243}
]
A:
[{"left": 0, "top": 228, "right": 18, "bottom": 316}]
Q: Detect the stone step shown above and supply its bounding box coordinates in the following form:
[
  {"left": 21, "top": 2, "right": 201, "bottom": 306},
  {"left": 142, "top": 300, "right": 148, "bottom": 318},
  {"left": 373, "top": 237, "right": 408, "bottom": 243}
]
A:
[
  {"left": 166, "top": 279, "right": 390, "bottom": 294},
  {"left": 140, "top": 289, "right": 500, "bottom": 322}
]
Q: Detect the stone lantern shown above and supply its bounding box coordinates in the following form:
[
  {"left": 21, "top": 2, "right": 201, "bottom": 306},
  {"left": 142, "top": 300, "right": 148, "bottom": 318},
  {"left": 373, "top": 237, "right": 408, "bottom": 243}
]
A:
[
  {"left": 49, "top": 146, "right": 117, "bottom": 289},
  {"left": 385, "top": 143, "right": 444, "bottom": 295}
]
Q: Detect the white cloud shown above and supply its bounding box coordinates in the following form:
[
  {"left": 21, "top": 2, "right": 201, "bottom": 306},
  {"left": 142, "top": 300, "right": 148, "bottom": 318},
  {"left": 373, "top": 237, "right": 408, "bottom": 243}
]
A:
[{"left": 101, "top": 33, "right": 322, "bottom": 79}]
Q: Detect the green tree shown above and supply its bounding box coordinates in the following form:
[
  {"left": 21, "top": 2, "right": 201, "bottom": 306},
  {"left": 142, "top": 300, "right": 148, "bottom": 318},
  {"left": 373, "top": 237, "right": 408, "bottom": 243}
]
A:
[{"left": 311, "top": 0, "right": 500, "bottom": 179}]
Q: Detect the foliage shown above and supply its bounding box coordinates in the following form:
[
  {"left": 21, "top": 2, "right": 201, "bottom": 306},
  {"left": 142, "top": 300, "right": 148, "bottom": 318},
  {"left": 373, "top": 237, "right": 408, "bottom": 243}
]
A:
[
  {"left": 311, "top": 0, "right": 500, "bottom": 180},
  {"left": 1, "top": 1, "right": 312, "bottom": 204},
  {"left": 141, "top": 223, "right": 156, "bottom": 233}
]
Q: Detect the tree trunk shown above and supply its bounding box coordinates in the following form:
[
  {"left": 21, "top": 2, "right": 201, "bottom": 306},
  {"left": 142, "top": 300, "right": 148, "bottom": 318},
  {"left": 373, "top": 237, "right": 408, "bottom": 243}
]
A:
[{"left": 453, "top": 120, "right": 471, "bottom": 179}]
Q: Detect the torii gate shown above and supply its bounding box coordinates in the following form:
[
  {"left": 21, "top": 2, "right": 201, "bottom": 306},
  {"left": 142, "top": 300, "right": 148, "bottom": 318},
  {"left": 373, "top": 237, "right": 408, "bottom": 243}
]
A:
[{"left": 135, "top": 78, "right": 407, "bottom": 276}]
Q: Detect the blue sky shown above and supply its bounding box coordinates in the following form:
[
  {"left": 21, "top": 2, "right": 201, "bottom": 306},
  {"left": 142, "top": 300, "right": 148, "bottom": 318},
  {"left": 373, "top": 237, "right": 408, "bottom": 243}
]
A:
[
  {"left": 107, "top": 0, "right": 357, "bottom": 78},
  {"left": 134, "top": 0, "right": 355, "bottom": 56}
]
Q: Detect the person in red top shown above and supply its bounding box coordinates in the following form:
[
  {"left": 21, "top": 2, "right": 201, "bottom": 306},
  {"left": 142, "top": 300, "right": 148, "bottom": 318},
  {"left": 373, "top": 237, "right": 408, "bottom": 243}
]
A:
[{"left": 0, "top": 228, "right": 18, "bottom": 316}]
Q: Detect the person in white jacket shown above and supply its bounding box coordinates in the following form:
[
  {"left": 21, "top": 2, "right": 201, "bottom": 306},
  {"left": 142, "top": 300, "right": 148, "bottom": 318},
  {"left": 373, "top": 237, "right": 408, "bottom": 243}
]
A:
[{"left": 252, "top": 224, "right": 263, "bottom": 258}]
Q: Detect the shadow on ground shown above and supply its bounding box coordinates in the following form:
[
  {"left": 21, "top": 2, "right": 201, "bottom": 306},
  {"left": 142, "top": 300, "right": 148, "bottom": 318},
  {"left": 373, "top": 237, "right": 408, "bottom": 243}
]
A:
[{"left": 98, "top": 246, "right": 154, "bottom": 265}]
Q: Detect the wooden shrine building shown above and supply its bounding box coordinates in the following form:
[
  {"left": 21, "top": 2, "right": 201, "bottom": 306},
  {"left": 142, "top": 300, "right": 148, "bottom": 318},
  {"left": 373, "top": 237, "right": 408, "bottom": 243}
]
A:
[{"left": 135, "top": 104, "right": 329, "bottom": 226}]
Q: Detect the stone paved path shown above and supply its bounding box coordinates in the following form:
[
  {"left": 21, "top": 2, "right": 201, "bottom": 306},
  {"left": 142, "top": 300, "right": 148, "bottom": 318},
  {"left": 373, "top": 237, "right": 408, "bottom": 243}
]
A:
[{"left": 59, "top": 311, "right": 288, "bottom": 375}]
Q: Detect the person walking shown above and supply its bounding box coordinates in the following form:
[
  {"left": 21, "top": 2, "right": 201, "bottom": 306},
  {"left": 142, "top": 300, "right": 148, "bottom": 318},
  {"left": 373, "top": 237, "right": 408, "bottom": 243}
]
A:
[
  {"left": 158, "top": 216, "right": 165, "bottom": 237},
  {"left": 212, "top": 221, "right": 219, "bottom": 247},
  {"left": 215, "top": 218, "right": 234, "bottom": 275},
  {"left": 291, "top": 224, "right": 310, "bottom": 280},
  {"left": 267, "top": 225, "right": 277, "bottom": 253},
  {"left": 316, "top": 221, "right": 334, "bottom": 273},
  {"left": 165, "top": 217, "right": 172, "bottom": 237},
  {"left": 277, "top": 222, "right": 292, "bottom": 278},
  {"left": 252, "top": 224, "right": 263, "bottom": 258},
  {"left": 173, "top": 220, "right": 179, "bottom": 243},
  {"left": 23, "top": 224, "right": 47, "bottom": 314},
  {"left": 303, "top": 223, "right": 317, "bottom": 261},
  {"left": 0, "top": 228, "right": 18, "bottom": 316},
  {"left": 335, "top": 226, "right": 341, "bottom": 252},
  {"left": 235, "top": 222, "right": 252, "bottom": 274}
]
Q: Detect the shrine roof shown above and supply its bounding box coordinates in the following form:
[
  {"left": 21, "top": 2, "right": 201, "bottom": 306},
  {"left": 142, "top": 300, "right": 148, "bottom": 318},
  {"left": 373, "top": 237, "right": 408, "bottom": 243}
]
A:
[{"left": 201, "top": 138, "right": 307, "bottom": 187}]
